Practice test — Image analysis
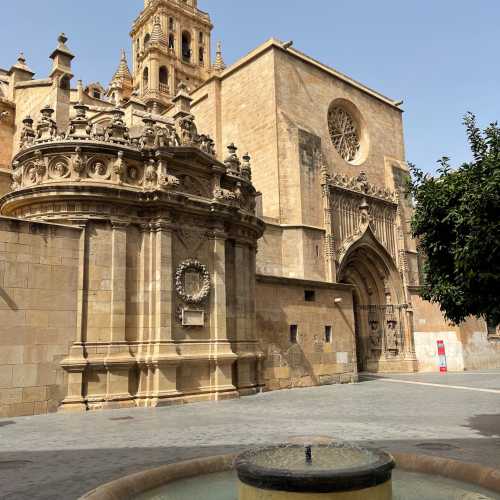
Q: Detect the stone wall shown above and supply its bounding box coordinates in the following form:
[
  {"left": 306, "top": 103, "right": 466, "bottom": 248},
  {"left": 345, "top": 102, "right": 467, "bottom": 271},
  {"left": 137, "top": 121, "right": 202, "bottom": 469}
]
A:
[
  {"left": 273, "top": 47, "right": 405, "bottom": 229},
  {"left": 0, "top": 98, "right": 15, "bottom": 170},
  {"left": 411, "top": 292, "right": 500, "bottom": 371},
  {"left": 460, "top": 317, "right": 500, "bottom": 370},
  {"left": 192, "top": 48, "right": 281, "bottom": 221},
  {"left": 0, "top": 217, "right": 81, "bottom": 417},
  {"left": 256, "top": 275, "right": 356, "bottom": 389}
]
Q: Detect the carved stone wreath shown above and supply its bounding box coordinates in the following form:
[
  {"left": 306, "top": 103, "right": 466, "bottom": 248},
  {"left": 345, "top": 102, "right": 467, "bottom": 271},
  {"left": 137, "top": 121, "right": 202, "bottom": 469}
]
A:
[
  {"left": 328, "top": 107, "right": 360, "bottom": 163},
  {"left": 175, "top": 259, "right": 211, "bottom": 305}
]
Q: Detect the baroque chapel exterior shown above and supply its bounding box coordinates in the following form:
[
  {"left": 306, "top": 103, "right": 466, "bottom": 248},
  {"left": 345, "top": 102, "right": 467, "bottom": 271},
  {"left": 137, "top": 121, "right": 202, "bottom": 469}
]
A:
[{"left": 0, "top": 0, "right": 498, "bottom": 417}]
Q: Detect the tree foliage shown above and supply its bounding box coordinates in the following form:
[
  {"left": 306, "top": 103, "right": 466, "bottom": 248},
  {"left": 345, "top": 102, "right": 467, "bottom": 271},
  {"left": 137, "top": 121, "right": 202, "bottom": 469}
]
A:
[{"left": 407, "top": 113, "right": 500, "bottom": 325}]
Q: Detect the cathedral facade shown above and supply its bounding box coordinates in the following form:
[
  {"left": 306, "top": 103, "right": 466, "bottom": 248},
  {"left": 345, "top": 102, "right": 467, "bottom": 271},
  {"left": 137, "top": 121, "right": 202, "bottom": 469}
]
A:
[{"left": 0, "top": 0, "right": 498, "bottom": 417}]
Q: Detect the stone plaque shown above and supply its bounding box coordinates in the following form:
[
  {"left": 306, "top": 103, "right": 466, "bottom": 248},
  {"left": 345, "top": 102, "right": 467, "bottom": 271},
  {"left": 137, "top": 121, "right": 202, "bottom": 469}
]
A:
[{"left": 182, "top": 309, "right": 205, "bottom": 327}]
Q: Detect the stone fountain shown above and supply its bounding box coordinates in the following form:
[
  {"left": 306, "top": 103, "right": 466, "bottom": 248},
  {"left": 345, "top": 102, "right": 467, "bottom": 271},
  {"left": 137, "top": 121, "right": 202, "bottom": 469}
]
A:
[{"left": 235, "top": 443, "right": 395, "bottom": 500}]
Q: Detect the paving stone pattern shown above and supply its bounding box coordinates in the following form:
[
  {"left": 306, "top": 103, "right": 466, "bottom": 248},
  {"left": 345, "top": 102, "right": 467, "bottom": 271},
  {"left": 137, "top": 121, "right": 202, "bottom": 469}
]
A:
[{"left": 0, "top": 371, "right": 499, "bottom": 500}]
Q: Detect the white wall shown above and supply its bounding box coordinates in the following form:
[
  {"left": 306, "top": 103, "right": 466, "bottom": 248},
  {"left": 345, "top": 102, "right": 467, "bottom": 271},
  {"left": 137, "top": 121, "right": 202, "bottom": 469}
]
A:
[{"left": 414, "top": 331, "right": 464, "bottom": 372}]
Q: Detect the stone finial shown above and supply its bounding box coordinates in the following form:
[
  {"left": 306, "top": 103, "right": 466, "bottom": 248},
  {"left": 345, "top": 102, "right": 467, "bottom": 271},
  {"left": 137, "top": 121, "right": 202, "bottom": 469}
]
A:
[
  {"left": 241, "top": 153, "right": 252, "bottom": 181},
  {"left": 172, "top": 81, "right": 193, "bottom": 119},
  {"left": 66, "top": 102, "right": 91, "bottom": 139},
  {"left": 20, "top": 115, "right": 34, "bottom": 138},
  {"left": 51, "top": 32, "right": 74, "bottom": 59},
  {"left": 104, "top": 107, "right": 130, "bottom": 144},
  {"left": 11, "top": 51, "right": 34, "bottom": 75},
  {"left": 224, "top": 143, "right": 241, "bottom": 175},
  {"left": 111, "top": 49, "right": 133, "bottom": 84},
  {"left": 213, "top": 41, "right": 226, "bottom": 73},
  {"left": 35, "top": 105, "right": 58, "bottom": 142}
]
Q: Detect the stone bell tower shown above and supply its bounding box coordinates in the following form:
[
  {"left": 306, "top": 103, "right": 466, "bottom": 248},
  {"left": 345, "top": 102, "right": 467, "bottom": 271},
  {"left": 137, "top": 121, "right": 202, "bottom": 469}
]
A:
[{"left": 131, "top": 0, "right": 213, "bottom": 111}]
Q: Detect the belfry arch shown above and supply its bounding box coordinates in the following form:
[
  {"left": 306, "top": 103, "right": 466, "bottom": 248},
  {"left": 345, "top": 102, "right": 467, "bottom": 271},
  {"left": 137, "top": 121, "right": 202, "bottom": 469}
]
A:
[{"left": 338, "top": 229, "right": 414, "bottom": 372}]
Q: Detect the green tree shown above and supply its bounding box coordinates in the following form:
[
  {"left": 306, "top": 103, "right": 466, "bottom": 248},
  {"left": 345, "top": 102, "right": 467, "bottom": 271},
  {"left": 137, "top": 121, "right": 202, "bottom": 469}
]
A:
[{"left": 408, "top": 113, "right": 500, "bottom": 326}]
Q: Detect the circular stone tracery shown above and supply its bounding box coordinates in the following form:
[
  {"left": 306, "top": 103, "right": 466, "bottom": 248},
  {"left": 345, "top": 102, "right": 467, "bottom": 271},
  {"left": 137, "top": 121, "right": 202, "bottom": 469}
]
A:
[{"left": 328, "top": 106, "right": 361, "bottom": 163}]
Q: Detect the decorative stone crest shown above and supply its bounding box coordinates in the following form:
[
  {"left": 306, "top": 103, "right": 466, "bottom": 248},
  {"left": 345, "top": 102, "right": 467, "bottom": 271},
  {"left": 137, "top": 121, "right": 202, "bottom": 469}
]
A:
[
  {"left": 175, "top": 259, "right": 211, "bottom": 305},
  {"left": 327, "top": 171, "right": 396, "bottom": 203}
]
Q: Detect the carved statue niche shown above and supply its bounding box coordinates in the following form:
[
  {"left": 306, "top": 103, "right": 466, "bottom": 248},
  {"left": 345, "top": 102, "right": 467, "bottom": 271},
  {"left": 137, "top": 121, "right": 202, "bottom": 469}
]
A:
[{"left": 32, "top": 150, "right": 46, "bottom": 184}]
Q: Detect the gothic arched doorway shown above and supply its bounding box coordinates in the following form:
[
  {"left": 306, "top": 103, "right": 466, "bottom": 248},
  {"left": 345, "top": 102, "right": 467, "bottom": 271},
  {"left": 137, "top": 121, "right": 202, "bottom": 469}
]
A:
[{"left": 338, "top": 231, "right": 410, "bottom": 372}]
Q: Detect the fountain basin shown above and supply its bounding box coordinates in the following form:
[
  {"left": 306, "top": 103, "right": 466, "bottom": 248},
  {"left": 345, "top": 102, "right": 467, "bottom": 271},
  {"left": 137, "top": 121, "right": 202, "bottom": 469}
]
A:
[
  {"left": 80, "top": 453, "right": 500, "bottom": 500},
  {"left": 235, "top": 444, "right": 395, "bottom": 499}
]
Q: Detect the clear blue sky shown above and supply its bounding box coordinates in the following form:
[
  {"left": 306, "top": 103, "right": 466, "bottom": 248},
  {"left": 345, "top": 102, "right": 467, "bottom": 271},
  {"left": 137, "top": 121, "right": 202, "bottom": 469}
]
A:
[{"left": 1, "top": 1, "right": 498, "bottom": 173}]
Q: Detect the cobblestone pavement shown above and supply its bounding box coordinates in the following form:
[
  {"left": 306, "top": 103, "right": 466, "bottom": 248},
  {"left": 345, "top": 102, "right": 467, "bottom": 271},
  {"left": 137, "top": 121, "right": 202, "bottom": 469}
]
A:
[{"left": 0, "top": 370, "right": 499, "bottom": 500}]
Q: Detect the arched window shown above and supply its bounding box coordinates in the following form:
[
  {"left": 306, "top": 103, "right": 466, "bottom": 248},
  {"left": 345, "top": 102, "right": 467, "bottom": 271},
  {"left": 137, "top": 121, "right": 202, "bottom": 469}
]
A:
[
  {"left": 159, "top": 66, "right": 169, "bottom": 93},
  {"left": 60, "top": 75, "right": 70, "bottom": 90},
  {"left": 143, "top": 67, "right": 149, "bottom": 90},
  {"left": 182, "top": 31, "right": 191, "bottom": 62},
  {"left": 144, "top": 33, "right": 151, "bottom": 48}
]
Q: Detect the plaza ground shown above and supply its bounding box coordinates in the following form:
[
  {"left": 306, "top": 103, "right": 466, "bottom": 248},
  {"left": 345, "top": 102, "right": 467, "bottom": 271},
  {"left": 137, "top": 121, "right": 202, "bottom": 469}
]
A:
[{"left": 0, "top": 370, "right": 499, "bottom": 500}]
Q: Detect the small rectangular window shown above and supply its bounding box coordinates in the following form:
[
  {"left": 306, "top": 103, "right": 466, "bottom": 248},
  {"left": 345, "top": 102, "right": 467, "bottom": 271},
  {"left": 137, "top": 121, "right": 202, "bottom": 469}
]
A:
[
  {"left": 325, "top": 325, "right": 332, "bottom": 344},
  {"left": 305, "top": 290, "right": 315, "bottom": 302},
  {"left": 487, "top": 317, "right": 500, "bottom": 340},
  {"left": 290, "top": 325, "right": 298, "bottom": 344}
]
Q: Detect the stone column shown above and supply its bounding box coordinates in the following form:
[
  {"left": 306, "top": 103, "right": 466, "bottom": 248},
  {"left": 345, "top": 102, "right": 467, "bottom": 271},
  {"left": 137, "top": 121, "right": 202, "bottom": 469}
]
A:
[
  {"left": 150, "top": 219, "right": 179, "bottom": 404},
  {"left": 104, "top": 221, "right": 135, "bottom": 408},
  {"left": 234, "top": 242, "right": 258, "bottom": 393},
  {"left": 209, "top": 230, "right": 237, "bottom": 399},
  {"left": 136, "top": 223, "right": 153, "bottom": 406},
  {"left": 60, "top": 224, "right": 88, "bottom": 412},
  {"left": 322, "top": 184, "right": 337, "bottom": 283}
]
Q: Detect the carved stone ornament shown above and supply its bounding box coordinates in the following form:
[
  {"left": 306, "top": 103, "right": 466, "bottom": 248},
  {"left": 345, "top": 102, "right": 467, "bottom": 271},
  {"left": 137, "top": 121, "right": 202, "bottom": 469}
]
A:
[
  {"left": 48, "top": 156, "right": 70, "bottom": 179},
  {"left": 175, "top": 259, "right": 211, "bottom": 305},
  {"left": 87, "top": 157, "right": 110, "bottom": 180}
]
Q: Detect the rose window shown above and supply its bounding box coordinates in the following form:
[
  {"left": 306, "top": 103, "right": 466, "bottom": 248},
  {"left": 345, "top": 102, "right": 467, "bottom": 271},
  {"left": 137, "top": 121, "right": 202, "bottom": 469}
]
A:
[{"left": 328, "top": 107, "right": 361, "bottom": 162}]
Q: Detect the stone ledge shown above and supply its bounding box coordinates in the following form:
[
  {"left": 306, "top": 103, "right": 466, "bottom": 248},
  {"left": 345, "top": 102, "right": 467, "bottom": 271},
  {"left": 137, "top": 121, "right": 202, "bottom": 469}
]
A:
[{"left": 256, "top": 274, "right": 354, "bottom": 290}]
